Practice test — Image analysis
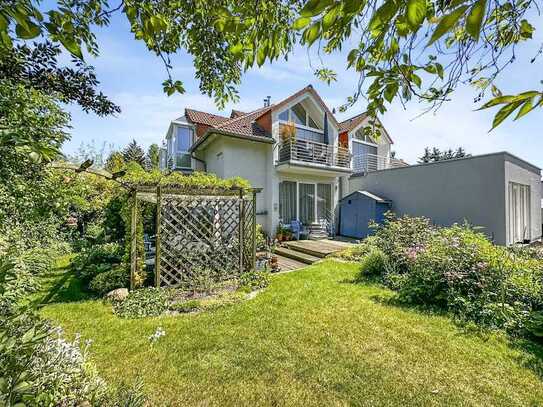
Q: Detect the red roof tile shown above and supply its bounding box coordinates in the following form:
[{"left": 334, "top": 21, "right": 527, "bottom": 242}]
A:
[
  {"left": 216, "top": 106, "right": 272, "bottom": 139},
  {"left": 185, "top": 108, "right": 230, "bottom": 126}
]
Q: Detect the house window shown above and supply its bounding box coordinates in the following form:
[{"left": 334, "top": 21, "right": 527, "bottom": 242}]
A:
[
  {"left": 175, "top": 125, "right": 193, "bottom": 169},
  {"left": 278, "top": 102, "right": 322, "bottom": 130}
]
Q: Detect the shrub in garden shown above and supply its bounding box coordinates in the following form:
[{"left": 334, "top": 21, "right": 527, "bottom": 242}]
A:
[
  {"left": 333, "top": 237, "right": 379, "bottom": 262},
  {"left": 72, "top": 242, "right": 124, "bottom": 285},
  {"left": 358, "top": 248, "right": 388, "bottom": 279},
  {"left": 113, "top": 287, "right": 170, "bottom": 319},
  {"left": 357, "top": 216, "right": 543, "bottom": 337},
  {"left": 89, "top": 265, "right": 129, "bottom": 296},
  {"left": 239, "top": 269, "right": 271, "bottom": 292}
]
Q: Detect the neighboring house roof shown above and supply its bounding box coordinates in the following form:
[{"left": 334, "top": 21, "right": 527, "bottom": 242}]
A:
[
  {"left": 185, "top": 108, "right": 230, "bottom": 126},
  {"left": 339, "top": 112, "right": 394, "bottom": 144},
  {"left": 339, "top": 112, "right": 368, "bottom": 133}
]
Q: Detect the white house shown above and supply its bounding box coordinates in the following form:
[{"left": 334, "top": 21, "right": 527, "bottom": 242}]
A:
[
  {"left": 160, "top": 85, "right": 398, "bottom": 237},
  {"left": 159, "top": 84, "right": 542, "bottom": 245}
]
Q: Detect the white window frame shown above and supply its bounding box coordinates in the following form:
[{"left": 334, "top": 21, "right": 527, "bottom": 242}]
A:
[
  {"left": 173, "top": 124, "right": 194, "bottom": 170},
  {"left": 278, "top": 102, "right": 324, "bottom": 133},
  {"left": 280, "top": 180, "right": 333, "bottom": 225},
  {"left": 508, "top": 182, "right": 531, "bottom": 244}
]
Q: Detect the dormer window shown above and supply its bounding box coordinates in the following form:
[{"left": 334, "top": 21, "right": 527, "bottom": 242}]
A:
[{"left": 278, "top": 102, "right": 322, "bottom": 130}]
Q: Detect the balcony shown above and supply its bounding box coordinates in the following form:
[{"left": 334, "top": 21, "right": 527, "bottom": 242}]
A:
[
  {"left": 352, "top": 153, "right": 408, "bottom": 173},
  {"left": 277, "top": 138, "right": 351, "bottom": 174}
]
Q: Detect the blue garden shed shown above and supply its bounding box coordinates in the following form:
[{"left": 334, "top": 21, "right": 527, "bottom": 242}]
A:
[{"left": 339, "top": 191, "right": 392, "bottom": 239}]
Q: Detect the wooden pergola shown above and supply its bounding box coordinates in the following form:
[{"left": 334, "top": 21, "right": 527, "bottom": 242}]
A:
[{"left": 130, "top": 185, "right": 260, "bottom": 289}]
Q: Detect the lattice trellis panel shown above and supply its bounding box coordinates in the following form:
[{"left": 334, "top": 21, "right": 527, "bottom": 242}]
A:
[{"left": 156, "top": 193, "right": 256, "bottom": 287}]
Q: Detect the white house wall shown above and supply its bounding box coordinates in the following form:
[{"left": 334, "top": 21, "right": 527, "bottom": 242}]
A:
[{"left": 202, "top": 137, "right": 271, "bottom": 231}]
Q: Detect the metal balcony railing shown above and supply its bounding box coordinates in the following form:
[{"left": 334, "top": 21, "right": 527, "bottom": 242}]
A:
[
  {"left": 278, "top": 138, "right": 351, "bottom": 169},
  {"left": 352, "top": 153, "right": 407, "bottom": 173}
]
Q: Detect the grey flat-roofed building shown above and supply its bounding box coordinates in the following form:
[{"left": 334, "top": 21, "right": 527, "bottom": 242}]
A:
[{"left": 348, "top": 152, "right": 542, "bottom": 245}]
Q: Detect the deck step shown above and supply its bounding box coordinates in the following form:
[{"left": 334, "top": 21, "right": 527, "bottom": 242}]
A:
[
  {"left": 274, "top": 247, "right": 321, "bottom": 264},
  {"left": 283, "top": 242, "right": 328, "bottom": 258}
]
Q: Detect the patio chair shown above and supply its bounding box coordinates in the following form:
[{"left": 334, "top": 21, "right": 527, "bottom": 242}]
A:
[{"left": 290, "top": 220, "right": 308, "bottom": 240}]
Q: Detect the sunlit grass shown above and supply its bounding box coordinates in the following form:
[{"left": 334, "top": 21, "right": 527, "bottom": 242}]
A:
[{"left": 40, "top": 260, "right": 543, "bottom": 406}]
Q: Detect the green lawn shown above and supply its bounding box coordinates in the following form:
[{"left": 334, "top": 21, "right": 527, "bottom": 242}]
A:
[{"left": 39, "top": 259, "right": 543, "bottom": 406}]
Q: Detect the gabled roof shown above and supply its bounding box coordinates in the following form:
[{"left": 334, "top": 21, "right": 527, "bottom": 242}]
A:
[
  {"left": 216, "top": 106, "right": 272, "bottom": 138},
  {"left": 339, "top": 112, "right": 368, "bottom": 133},
  {"left": 339, "top": 113, "right": 394, "bottom": 144},
  {"left": 185, "top": 108, "right": 230, "bottom": 127},
  {"left": 230, "top": 109, "right": 246, "bottom": 118},
  {"left": 261, "top": 84, "right": 340, "bottom": 128}
]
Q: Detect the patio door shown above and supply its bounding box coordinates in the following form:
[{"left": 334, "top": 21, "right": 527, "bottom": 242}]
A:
[
  {"left": 279, "top": 181, "right": 297, "bottom": 224},
  {"left": 317, "top": 183, "right": 332, "bottom": 224},
  {"left": 508, "top": 182, "right": 531, "bottom": 244},
  {"left": 299, "top": 183, "right": 315, "bottom": 224}
]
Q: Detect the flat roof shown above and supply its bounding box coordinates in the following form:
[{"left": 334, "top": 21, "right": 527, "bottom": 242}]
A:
[{"left": 352, "top": 151, "right": 541, "bottom": 178}]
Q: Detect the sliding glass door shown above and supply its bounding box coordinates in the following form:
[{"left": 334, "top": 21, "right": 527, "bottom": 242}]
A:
[
  {"left": 279, "top": 181, "right": 296, "bottom": 224},
  {"left": 317, "top": 183, "right": 332, "bottom": 223},
  {"left": 299, "top": 183, "right": 315, "bottom": 224},
  {"left": 279, "top": 181, "right": 333, "bottom": 226}
]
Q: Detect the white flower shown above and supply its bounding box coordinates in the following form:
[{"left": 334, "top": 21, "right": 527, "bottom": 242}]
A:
[{"left": 148, "top": 327, "right": 166, "bottom": 344}]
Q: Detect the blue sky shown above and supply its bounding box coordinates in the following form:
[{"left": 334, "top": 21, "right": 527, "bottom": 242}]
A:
[{"left": 64, "top": 11, "right": 543, "bottom": 167}]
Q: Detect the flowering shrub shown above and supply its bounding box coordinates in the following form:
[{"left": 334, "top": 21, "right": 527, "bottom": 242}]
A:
[{"left": 353, "top": 215, "right": 543, "bottom": 337}]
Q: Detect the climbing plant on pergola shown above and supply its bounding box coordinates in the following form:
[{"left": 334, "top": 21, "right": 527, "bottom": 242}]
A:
[
  {"left": 131, "top": 184, "right": 259, "bottom": 289},
  {"left": 51, "top": 160, "right": 258, "bottom": 290}
]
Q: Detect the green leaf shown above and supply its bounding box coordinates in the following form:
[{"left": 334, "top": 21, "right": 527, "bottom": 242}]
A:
[
  {"left": 347, "top": 48, "right": 358, "bottom": 68},
  {"left": 406, "top": 0, "right": 427, "bottom": 29},
  {"left": 229, "top": 42, "right": 243, "bottom": 56},
  {"left": 15, "top": 21, "right": 40, "bottom": 39},
  {"left": 490, "top": 101, "right": 523, "bottom": 130},
  {"left": 427, "top": 5, "right": 469, "bottom": 46},
  {"left": 0, "top": 13, "right": 8, "bottom": 31},
  {"left": 303, "top": 22, "right": 321, "bottom": 46},
  {"left": 384, "top": 83, "right": 399, "bottom": 102},
  {"left": 300, "top": 0, "right": 334, "bottom": 18},
  {"left": 256, "top": 45, "right": 266, "bottom": 66},
  {"left": 477, "top": 95, "right": 516, "bottom": 110},
  {"left": 322, "top": 5, "right": 339, "bottom": 31},
  {"left": 514, "top": 98, "right": 534, "bottom": 120},
  {"left": 60, "top": 36, "right": 83, "bottom": 59},
  {"left": 466, "top": 0, "right": 486, "bottom": 41},
  {"left": 293, "top": 16, "right": 312, "bottom": 30},
  {"left": 343, "top": 0, "right": 365, "bottom": 14}
]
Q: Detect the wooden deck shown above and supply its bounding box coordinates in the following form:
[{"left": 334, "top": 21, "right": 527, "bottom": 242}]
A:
[
  {"left": 275, "top": 254, "right": 308, "bottom": 272},
  {"left": 273, "top": 239, "right": 356, "bottom": 273},
  {"left": 283, "top": 239, "right": 355, "bottom": 258}
]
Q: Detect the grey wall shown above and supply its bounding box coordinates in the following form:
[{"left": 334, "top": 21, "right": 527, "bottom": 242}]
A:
[{"left": 348, "top": 152, "right": 541, "bottom": 245}]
